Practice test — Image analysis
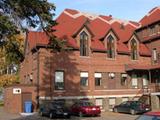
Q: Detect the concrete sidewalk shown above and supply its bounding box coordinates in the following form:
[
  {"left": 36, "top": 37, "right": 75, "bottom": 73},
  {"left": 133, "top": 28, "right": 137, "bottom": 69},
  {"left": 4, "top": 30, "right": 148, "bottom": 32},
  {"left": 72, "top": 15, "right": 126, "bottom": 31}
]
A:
[{"left": 0, "top": 107, "right": 20, "bottom": 120}]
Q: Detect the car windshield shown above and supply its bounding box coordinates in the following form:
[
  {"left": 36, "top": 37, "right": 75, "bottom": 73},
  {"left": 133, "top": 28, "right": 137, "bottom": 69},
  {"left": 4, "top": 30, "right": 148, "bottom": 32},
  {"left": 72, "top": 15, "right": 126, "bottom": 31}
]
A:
[
  {"left": 136, "top": 115, "right": 160, "bottom": 120},
  {"left": 81, "top": 102, "right": 94, "bottom": 106}
]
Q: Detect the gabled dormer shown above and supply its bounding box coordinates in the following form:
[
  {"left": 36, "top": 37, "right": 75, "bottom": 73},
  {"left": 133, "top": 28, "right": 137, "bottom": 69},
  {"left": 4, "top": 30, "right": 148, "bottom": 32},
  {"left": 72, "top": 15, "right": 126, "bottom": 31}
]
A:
[
  {"left": 128, "top": 34, "right": 140, "bottom": 60},
  {"left": 73, "top": 22, "right": 94, "bottom": 57},
  {"left": 103, "top": 29, "right": 119, "bottom": 59}
]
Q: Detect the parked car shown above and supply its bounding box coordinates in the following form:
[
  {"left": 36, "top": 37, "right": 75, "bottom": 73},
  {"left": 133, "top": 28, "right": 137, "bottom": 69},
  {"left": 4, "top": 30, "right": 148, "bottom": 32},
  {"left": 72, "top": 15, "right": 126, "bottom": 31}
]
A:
[
  {"left": 39, "top": 101, "right": 70, "bottom": 119},
  {"left": 135, "top": 112, "right": 160, "bottom": 120},
  {"left": 113, "top": 101, "right": 150, "bottom": 115},
  {"left": 70, "top": 101, "right": 101, "bottom": 117}
]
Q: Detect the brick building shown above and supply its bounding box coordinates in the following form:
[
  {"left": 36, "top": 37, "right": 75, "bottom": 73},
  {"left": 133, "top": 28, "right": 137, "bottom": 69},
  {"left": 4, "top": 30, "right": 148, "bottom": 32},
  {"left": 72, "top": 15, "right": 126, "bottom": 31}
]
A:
[{"left": 4, "top": 7, "right": 160, "bottom": 113}]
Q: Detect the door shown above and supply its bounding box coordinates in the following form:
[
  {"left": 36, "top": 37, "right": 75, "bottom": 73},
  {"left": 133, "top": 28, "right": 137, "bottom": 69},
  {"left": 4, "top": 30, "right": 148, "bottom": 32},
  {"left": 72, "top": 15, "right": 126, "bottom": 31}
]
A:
[{"left": 22, "top": 92, "right": 32, "bottom": 112}]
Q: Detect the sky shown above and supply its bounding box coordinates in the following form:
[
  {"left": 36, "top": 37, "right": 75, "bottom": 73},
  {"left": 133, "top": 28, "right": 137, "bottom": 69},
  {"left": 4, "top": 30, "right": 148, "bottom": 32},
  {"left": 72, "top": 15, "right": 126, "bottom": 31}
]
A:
[{"left": 50, "top": 0, "right": 160, "bottom": 22}]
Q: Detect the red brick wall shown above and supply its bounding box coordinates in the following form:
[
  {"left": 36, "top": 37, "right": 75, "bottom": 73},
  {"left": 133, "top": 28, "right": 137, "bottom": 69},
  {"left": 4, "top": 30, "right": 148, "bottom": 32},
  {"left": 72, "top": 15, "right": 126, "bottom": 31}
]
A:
[
  {"left": 145, "top": 39, "right": 160, "bottom": 64},
  {"left": 4, "top": 85, "right": 37, "bottom": 113},
  {"left": 20, "top": 51, "right": 38, "bottom": 85},
  {"left": 37, "top": 48, "right": 151, "bottom": 98}
]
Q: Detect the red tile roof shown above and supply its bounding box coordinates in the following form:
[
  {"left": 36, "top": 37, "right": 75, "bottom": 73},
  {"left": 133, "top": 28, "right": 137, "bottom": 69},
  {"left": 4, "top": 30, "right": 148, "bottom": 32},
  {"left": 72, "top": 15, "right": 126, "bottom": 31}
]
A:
[
  {"left": 27, "top": 8, "right": 151, "bottom": 56},
  {"left": 140, "top": 6, "right": 160, "bottom": 27},
  {"left": 27, "top": 31, "right": 49, "bottom": 49}
]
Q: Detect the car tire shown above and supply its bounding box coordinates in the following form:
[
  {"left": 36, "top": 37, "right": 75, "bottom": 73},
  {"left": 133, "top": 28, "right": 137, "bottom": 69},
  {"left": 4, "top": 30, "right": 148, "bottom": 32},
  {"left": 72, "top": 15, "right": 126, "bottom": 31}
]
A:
[
  {"left": 114, "top": 108, "right": 118, "bottom": 113},
  {"left": 40, "top": 111, "right": 43, "bottom": 116},
  {"left": 49, "top": 112, "right": 53, "bottom": 119},
  {"left": 130, "top": 109, "right": 136, "bottom": 115},
  {"left": 66, "top": 115, "right": 70, "bottom": 119},
  {"left": 79, "top": 112, "right": 83, "bottom": 117}
]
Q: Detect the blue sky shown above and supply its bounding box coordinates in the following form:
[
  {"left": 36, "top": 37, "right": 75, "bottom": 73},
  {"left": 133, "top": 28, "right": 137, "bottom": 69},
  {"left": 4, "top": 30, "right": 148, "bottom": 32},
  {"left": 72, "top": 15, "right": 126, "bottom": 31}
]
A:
[{"left": 50, "top": 0, "right": 160, "bottom": 22}]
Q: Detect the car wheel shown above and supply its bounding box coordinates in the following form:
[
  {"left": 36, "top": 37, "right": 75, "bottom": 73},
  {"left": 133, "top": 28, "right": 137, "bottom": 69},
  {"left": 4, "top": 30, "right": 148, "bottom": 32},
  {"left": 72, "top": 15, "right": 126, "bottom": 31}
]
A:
[
  {"left": 40, "top": 111, "right": 43, "bottom": 116},
  {"left": 114, "top": 108, "right": 118, "bottom": 113},
  {"left": 49, "top": 113, "right": 53, "bottom": 119},
  {"left": 66, "top": 115, "right": 70, "bottom": 119},
  {"left": 79, "top": 111, "right": 83, "bottom": 117},
  {"left": 130, "top": 109, "right": 136, "bottom": 115}
]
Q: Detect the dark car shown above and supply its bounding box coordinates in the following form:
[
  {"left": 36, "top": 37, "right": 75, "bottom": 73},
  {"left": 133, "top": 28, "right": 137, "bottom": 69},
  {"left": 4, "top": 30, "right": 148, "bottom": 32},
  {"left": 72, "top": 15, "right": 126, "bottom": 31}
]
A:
[
  {"left": 70, "top": 101, "right": 101, "bottom": 117},
  {"left": 113, "top": 101, "right": 150, "bottom": 115},
  {"left": 39, "top": 101, "right": 70, "bottom": 119},
  {"left": 135, "top": 112, "right": 160, "bottom": 120}
]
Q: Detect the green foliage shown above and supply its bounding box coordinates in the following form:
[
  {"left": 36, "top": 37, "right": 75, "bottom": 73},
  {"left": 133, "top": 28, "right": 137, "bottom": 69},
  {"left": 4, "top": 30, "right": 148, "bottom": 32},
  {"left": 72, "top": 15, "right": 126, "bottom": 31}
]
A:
[
  {"left": 0, "top": 0, "right": 62, "bottom": 64},
  {"left": 0, "top": 101, "right": 3, "bottom": 106}
]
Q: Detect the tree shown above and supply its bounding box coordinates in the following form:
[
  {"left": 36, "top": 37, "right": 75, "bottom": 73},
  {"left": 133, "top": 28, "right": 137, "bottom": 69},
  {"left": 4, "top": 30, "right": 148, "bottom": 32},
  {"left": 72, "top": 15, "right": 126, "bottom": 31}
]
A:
[
  {"left": 0, "top": 1, "right": 63, "bottom": 87},
  {"left": 0, "top": 0, "right": 62, "bottom": 63}
]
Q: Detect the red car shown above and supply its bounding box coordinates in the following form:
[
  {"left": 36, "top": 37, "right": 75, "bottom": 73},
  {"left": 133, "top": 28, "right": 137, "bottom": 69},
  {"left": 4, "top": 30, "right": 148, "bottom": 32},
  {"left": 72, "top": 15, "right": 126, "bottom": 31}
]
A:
[
  {"left": 70, "top": 101, "right": 101, "bottom": 117},
  {"left": 136, "top": 112, "right": 160, "bottom": 120}
]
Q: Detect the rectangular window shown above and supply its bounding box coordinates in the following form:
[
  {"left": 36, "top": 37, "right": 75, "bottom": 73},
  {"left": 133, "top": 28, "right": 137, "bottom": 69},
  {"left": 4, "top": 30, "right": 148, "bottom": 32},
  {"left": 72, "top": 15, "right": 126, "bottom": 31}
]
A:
[
  {"left": 121, "top": 73, "right": 127, "bottom": 86},
  {"left": 95, "top": 73, "right": 102, "bottom": 86},
  {"left": 131, "top": 74, "right": 138, "bottom": 88},
  {"left": 122, "top": 97, "right": 129, "bottom": 102},
  {"left": 158, "top": 24, "right": 160, "bottom": 33},
  {"left": 150, "top": 26, "right": 156, "bottom": 36},
  {"left": 95, "top": 98, "right": 103, "bottom": 109},
  {"left": 109, "top": 97, "right": 116, "bottom": 111},
  {"left": 55, "top": 71, "right": 64, "bottom": 90},
  {"left": 80, "top": 72, "right": 88, "bottom": 86},
  {"left": 142, "top": 75, "right": 148, "bottom": 87},
  {"left": 152, "top": 48, "right": 158, "bottom": 64}
]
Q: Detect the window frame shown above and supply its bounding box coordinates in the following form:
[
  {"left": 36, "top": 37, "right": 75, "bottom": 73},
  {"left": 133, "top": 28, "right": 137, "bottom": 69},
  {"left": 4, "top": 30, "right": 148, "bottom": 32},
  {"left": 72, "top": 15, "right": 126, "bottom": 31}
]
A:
[
  {"left": 54, "top": 70, "right": 65, "bottom": 90},
  {"left": 131, "top": 74, "right": 138, "bottom": 88},
  {"left": 80, "top": 71, "right": 89, "bottom": 87},
  {"left": 130, "top": 39, "right": 138, "bottom": 60},
  {"left": 94, "top": 73, "right": 102, "bottom": 86},
  {"left": 80, "top": 31, "right": 89, "bottom": 57},
  {"left": 152, "top": 48, "right": 158, "bottom": 64},
  {"left": 107, "top": 35, "right": 115, "bottom": 59},
  {"left": 121, "top": 73, "right": 127, "bottom": 86}
]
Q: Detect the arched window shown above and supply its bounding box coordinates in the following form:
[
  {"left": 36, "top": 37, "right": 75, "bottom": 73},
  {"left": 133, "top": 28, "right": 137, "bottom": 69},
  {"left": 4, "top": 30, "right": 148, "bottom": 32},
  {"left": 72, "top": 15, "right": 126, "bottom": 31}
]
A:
[
  {"left": 107, "top": 35, "right": 115, "bottom": 58},
  {"left": 80, "top": 31, "right": 89, "bottom": 56},
  {"left": 131, "top": 39, "right": 138, "bottom": 60}
]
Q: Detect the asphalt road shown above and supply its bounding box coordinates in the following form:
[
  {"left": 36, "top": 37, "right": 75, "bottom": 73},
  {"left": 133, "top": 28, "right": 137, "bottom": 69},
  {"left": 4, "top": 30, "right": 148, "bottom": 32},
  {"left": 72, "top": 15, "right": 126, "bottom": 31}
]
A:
[
  {"left": 11, "top": 112, "right": 139, "bottom": 120},
  {"left": 0, "top": 107, "right": 139, "bottom": 120}
]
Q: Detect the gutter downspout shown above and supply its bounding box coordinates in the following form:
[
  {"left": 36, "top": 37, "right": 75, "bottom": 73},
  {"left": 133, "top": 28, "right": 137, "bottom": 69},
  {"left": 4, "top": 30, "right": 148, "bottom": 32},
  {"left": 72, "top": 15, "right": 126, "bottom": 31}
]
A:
[
  {"left": 148, "top": 70, "right": 152, "bottom": 110},
  {"left": 36, "top": 48, "right": 40, "bottom": 110}
]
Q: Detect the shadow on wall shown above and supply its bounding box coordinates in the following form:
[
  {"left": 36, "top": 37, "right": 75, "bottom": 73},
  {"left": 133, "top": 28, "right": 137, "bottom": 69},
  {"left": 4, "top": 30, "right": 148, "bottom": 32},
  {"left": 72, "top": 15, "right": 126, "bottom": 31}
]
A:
[{"left": 39, "top": 49, "right": 87, "bottom": 105}]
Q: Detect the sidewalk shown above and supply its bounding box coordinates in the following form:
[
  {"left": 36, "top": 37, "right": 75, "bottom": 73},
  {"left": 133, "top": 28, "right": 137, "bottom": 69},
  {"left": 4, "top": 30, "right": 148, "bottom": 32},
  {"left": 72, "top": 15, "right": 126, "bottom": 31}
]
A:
[{"left": 0, "top": 107, "right": 20, "bottom": 120}]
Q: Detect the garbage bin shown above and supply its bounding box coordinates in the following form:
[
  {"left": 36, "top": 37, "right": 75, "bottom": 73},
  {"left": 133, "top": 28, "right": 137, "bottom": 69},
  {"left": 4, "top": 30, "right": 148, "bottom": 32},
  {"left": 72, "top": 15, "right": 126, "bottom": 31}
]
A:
[{"left": 24, "top": 101, "right": 32, "bottom": 113}]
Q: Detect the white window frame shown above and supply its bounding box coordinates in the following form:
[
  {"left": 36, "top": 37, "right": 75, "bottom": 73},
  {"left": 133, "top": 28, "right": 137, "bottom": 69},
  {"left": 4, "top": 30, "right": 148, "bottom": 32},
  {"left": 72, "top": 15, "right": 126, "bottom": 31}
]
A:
[
  {"left": 95, "top": 98, "right": 103, "bottom": 109},
  {"left": 95, "top": 73, "right": 102, "bottom": 86},
  {"left": 55, "top": 71, "right": 64, "bottom": 90},
  {"left": 80, "top": 72, "right": 88, "bottom": 86},
  {"left": 131, "top": 74, "right": 138, "bottom": 88}
]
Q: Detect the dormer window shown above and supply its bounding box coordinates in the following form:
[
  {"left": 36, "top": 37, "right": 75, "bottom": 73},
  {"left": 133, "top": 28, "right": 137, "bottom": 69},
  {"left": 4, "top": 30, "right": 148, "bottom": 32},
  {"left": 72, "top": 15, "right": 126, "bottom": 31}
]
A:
[
  {"left": 80, "top": 31, "right": 89, "bottom": 56},
  {"left": 107, "top": 35, "right": 115, "bottom": 58},
  {"left": 152, "top": 48, "right": 158, "bottom": 64},
  {"left": 131, "top": 39, "right": 138, "bottom": 60}
]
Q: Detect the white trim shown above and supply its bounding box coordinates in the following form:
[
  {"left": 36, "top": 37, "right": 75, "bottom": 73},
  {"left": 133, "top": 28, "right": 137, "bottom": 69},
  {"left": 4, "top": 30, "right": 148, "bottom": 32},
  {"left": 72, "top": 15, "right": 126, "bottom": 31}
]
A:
[
  {"left": 94, "top": 89, "right": 141, "bottom": 92},
  {"left": 151, "top": 92, "right": 160, "bottom": 95},
  {"left": 39, "top": 94, "right": 142, "bottom": 100},
  {"left": 80, "top": 72, "right": 88, "bottom": 77},
  {"left": 94, "top": 73, "right": 102, "bottom": 78},
  {"left": 64, "top": 9, "right": 140, "bottom": 28},
  {"left": 80, "top": 90, "right": 91, "bottom": 92},
  {"left": 54, "top": 90, "right": 66, "bottom": 93}
]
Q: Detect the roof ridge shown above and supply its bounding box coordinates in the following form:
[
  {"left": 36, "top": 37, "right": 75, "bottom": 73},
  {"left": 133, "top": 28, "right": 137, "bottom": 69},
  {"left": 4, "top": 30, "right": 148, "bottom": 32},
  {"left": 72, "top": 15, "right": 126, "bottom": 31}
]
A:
[
  {"left": 146, "top": 6, "right": 160, "bottom": 16},
  {"left": 64, "top": 8, "right": 139, "bottom": 28}
]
